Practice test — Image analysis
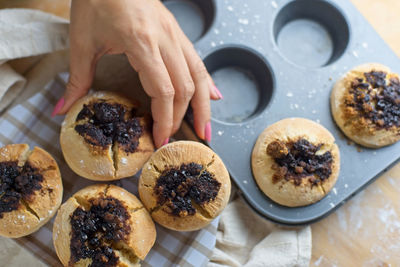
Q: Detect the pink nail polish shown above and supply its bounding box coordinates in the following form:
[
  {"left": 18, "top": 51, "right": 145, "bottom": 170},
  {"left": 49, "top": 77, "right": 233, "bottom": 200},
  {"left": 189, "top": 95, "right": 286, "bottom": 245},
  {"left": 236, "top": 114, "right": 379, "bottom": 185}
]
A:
[
  {"left": 213, "top": 85, "right": 223, "bottom": 100},
  {"left": 162, "top": 138, "right": 169, "bottom": 146},
  {"left": 205, "top": 122, "right": 211, "bottom": 142},
  {"left": 51, "top": 98, "right": 65, "bottom": 117}
]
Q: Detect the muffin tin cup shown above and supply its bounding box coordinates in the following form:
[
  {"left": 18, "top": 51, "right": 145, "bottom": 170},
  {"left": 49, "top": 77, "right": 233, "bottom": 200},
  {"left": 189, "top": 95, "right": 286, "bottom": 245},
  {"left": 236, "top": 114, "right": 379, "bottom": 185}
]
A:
[
  {"left": 203, "top": 44, "right": 275, "bottom": 124},
  {"left": 273, "top": 0, "right": 350, "bottom": 68},
  {"left": 164, "top": 0, "right": 400, "bottom": 225},
  {"left": 163, "top": 0, "right": 215, "bottom": 42}
]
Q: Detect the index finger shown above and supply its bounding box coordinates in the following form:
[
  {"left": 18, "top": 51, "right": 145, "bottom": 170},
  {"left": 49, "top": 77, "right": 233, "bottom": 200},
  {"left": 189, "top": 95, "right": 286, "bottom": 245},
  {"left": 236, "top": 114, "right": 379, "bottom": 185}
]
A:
[{"left": 127, "top": 53, "right": 175, "bottom": 148}]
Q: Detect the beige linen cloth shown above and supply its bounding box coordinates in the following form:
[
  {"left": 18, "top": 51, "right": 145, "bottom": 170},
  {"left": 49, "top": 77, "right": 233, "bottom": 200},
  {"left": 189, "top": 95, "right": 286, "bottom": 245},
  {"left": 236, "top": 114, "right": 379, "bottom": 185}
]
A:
[
  {"left": 0, "top": 9, "right": 312, "bottom": 267},
  {"left": 208, "top": 193, "right": 311, "bottom": 267},
  {"left": 0, "top": 9, "right": 69, "bottom": 111}
]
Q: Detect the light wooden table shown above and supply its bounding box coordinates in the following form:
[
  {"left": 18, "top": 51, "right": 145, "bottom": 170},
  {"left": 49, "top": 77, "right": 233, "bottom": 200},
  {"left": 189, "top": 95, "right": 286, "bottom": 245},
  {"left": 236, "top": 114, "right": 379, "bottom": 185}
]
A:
[
  {"left": 1, "top": 0, "right": 400, "bottom": 266},
  {"left": 0, "top": 0, "right": 70, "bottom": 19}
]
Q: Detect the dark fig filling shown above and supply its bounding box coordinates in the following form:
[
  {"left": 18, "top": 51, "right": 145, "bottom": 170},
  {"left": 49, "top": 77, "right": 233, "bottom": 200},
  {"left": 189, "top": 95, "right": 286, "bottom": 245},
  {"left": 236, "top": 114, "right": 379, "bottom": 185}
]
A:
[
  {"left": 344, "top": 71, "right": 400, "bottom": 130},
  {"left": 75, "top": 100, "right": 143, "bottom": 153},
  {"left": 0, "top": 161, "right": 43, "bottom": 218},
  {"left": 266, "top": 139, "right": 333, "bottom": 186},
  {"left": 154, "top": 163, "right": 221, "bottom": 217},
  {"left": 69, "top": 196, "right": 131, "bottom": 267}
]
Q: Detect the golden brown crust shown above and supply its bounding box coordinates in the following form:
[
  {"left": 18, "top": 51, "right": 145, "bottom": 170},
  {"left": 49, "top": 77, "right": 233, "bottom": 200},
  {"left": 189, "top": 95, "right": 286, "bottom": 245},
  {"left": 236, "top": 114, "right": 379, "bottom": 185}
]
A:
[
  {"left": 251, "top": 118, "right": 340, "bottom": 207},
  {"left": 138, "top": 141, "right": 231, "bottom": 231},
  {"left": 53, "top": 184, "right": 155, "bottom": 267},
  {"left": 60, "top": 91, "right": 154, "bottom": 181},
  {"left": 0, "top": 144, "right": 63, "bottom": 238},
  {"left": 331, "top": 63, "right": 400, "bottom": 148},
  {"left": 0, "top": 143, "right": 29, "bottom": 162}
]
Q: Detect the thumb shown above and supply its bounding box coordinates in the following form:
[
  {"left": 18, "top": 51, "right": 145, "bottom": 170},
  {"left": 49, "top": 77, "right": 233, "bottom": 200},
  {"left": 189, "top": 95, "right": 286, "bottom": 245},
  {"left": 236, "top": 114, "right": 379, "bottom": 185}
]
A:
[{"left": 54, "top": 48, "right": 97, "bottom": 115}]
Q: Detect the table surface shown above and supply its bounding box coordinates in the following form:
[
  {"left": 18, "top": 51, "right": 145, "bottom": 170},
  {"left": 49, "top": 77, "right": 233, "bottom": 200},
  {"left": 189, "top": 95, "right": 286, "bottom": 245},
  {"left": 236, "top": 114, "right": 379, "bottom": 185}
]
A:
[{"left": 1, "top": 0, "right": 400, "bottom": 266}]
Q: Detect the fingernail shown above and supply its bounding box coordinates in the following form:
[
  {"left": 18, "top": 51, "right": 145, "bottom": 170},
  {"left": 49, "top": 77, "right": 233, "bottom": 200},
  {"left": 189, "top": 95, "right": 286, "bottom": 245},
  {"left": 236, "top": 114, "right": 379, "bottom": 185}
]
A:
[
  {"left": 213, "top": 85, "right": 223, "bottom": 100},
  {"left": 205, "top": 122, "right": 211, "bottom": 142},
  {"left": 162, "top": 138, "right": 169, "bottom": 146},
  {"left": 51, "top": 98, "right": 65, "bottom": 117}
]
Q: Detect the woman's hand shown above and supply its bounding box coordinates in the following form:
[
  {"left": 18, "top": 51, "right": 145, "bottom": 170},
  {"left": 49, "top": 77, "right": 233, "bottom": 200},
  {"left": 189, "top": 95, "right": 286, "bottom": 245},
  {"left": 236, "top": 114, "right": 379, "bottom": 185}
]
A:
[{"left": 53, "top": 0, "right": 222, "bottom": 147}]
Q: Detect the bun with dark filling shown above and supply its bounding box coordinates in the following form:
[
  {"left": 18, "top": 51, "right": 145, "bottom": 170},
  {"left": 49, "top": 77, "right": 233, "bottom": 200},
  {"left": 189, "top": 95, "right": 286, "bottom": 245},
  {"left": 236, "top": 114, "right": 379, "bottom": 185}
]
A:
[
  {"left": 252, "top": 118, "right": 340, "bottom": 207},
  {"left": 139, "top": 141, "right": 231, "bottom": 231},
  {"left": 53, "top": 184, "right": 156, "bottom": 267},
  {"left": 60, "top": 91, "right": 154, "bottom": 181},
  {"left": 0, "top": 144, "right": 63, "bottom": 238},
  {"left": 331, "top": 63, "right": 400, "bottom": 147}
]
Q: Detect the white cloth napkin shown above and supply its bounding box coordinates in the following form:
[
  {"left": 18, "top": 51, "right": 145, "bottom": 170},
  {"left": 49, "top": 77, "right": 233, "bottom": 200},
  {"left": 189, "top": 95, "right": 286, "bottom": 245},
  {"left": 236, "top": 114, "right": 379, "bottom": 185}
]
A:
[
  {"left": 0, "top": 9, "right": 69, "bottom": 111},
  {"left": 0, "top": 9, "right": 312, "bottom": 267},
  {"left": 208, "top": 196, "right": 311, "bottom": 267}
]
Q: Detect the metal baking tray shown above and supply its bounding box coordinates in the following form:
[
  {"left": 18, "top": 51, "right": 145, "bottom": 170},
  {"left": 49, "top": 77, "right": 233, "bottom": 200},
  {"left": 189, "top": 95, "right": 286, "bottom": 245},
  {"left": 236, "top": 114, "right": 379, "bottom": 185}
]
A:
[{"left": 162, "top": 0, "right": 400, "bottom": 225}]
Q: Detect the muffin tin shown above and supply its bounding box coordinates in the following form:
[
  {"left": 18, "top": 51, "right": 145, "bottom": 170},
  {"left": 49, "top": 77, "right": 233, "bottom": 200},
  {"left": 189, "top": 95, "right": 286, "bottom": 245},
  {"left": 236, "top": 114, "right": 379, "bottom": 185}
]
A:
[{"left": 162, "top": 0, "right": 400, "bottom": 225}]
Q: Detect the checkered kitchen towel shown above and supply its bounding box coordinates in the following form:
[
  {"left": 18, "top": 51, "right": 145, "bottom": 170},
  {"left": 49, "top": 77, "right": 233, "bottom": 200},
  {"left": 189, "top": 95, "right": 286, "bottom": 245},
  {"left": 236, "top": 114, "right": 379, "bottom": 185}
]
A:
[{"left": 0, "top": 73, "right": 219, "bottom": 267}]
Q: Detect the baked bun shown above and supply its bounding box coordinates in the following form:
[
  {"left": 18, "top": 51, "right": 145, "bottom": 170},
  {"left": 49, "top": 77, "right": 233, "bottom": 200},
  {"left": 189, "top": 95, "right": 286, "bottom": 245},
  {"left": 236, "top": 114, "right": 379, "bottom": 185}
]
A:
[
  {"left": 53, "top": 184, "right": 156, "bottom": 267},
  {"left": 138, "top": 141, "right": 231, "bottom": 231},
  {"left": 0, "top": 144, "right": 63, "bottom": 238},
  {"left": 331, "top": 63, "right": 400, "bottom": 148},
  {"left": 251, "top": 118, "right": 340, "bottom": 207},
  {"left": 60, "top": 91, "right": 154, "bottom": 181}
]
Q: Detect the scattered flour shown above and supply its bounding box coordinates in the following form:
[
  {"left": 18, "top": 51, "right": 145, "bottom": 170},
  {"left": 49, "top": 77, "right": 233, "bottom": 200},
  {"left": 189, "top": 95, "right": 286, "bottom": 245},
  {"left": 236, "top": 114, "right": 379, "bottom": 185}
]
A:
[
  {"left": 332, "top": 188, "right": 337, "bottom": 195},
  {"left": 238, "top": 18, "right": 249, "bottom": 25},
  {"left": 314, "top": 255, "right": 324, "bottom": 266}
]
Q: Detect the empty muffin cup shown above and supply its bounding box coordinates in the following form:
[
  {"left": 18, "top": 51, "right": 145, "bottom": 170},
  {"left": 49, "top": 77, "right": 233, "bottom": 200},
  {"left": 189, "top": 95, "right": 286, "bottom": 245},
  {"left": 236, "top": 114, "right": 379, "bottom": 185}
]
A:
[
  {"left": 163, "top": 0, "right": 215, "bottom": 42},
  {"left": 204, "top": 46, "right": 274, "bottom": 124},
  {"left": 273, "top": 0, "right": 350, "bottom": 68}
]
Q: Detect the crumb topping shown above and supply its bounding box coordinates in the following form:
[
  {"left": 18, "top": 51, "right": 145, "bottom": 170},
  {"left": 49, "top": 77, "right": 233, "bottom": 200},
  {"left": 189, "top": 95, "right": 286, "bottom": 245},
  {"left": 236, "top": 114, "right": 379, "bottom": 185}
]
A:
[
  {"left": 266, "top": 139, "right": 333, "bottom": 186},
  {"left": 0, "top": 161, "right": 43, "bottom": 218},
  {"left": 154, "top": 163, "right": 221, "bottom": 217},
  {"left": 342, "top": 71, "right": 400, "bottom": 134},
  {"left": 75, "top": 100, "right": 144, "bottom": 153},
  {"left": 69, "top": 195, "right": 131, "bottom": 267}
]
